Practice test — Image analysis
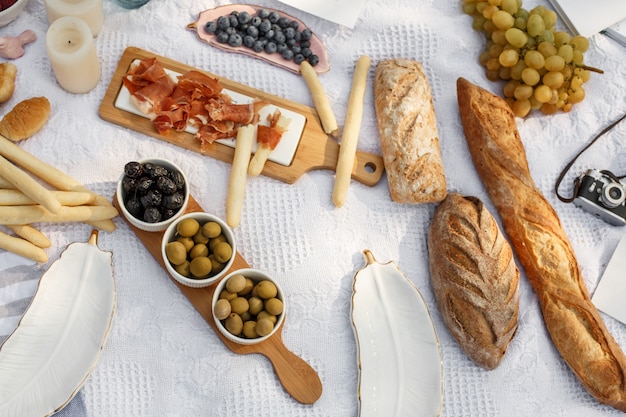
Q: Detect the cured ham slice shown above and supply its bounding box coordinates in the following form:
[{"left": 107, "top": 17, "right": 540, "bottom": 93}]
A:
[
  {"left": 248, "top": 109, "right": 291, "bottom": 176},
  {"left": 124, "top": 57, "right": 267, "bottom": 150}
]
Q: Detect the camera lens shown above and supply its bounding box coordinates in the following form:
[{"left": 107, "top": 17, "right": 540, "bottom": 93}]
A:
[{"left": 601, "top": 183, "right": 625, "bottom": 208}]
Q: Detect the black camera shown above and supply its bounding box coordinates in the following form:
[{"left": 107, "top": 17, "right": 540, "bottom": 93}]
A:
[{"left": 574, "top": 169, "right": 626, "bottom": 226}]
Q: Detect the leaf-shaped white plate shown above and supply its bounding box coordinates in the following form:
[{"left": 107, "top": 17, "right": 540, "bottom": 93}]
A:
[
  {"left": 351, "top": 250, "right": 443, "bottom": 417},
  {"left": 0, "top": 230, "right": 115, "bottom": 417}
]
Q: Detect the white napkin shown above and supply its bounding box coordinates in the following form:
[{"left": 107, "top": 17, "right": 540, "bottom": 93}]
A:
[{"left": 592, "top": 233, "right": 626, "bottom": 323}]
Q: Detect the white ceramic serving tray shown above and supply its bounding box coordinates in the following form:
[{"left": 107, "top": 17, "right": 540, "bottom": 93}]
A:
[
  {"left": 351, "top": 250, "right": 443, "bottom": 417},
  {"left": 0, "top": 231, "right": 115, "bottom": 417},
  {"left": 115, "top": 61, "right": 306, "bottom": 167}
]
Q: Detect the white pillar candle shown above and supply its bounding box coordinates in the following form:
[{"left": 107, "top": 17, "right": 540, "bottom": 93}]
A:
[
  {"left": 44, "top": 0, "right": 104, "bottom": 37},
  {"left": 46, "top": 16, "right": 101, "bottom": 94}
]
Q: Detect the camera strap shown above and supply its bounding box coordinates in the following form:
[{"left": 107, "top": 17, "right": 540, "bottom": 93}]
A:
[{"left": 555, "top": 112, "right": 626, "bottom": 203}]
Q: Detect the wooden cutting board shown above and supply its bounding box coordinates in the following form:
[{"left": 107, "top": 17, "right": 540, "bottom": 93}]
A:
[
  {"left": 112, "top": 195, "right": 323, "bottom": 405},
  {"left": 99, "top": 46, "right": 384, "bottom": 186}
]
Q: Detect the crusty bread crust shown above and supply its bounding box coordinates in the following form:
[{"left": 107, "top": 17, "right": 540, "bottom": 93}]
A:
[
  {"left": 374, "top": 59, "right": 446, "bottom": 203},
  {"left": 457, "top": 77, "right": 626, "bottom": 411},
  {"left": 428, "top": 192, "right": 520, "bottom": 370}
]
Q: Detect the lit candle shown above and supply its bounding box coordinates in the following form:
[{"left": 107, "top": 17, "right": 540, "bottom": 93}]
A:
[
  {"left": 46, "top": 16, "right": 101, "bottom": 94},
  {"left": 44, "top": 0, "right": 104, "bottom": 37}
]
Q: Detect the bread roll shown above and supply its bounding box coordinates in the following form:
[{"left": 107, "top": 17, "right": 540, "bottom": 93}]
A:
[
  {"left": 374, "top": 59, "right": 446, "bottom": 203},
  {"left": 428, "top": 192, "right": 519, "bottom": 370},
  {"left": 0, "top": 97, "right": 51, "bottom": 141},
  {"left": 456, "top": 77, "right": 626, "bottom": 411},
  {"left": 0, "top": 63, "right": 17, "bottom": 104}
]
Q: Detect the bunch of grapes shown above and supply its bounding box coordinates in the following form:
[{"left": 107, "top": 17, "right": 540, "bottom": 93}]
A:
[{"left": 462, "top": 0, "right": 601, "bottom": 117}]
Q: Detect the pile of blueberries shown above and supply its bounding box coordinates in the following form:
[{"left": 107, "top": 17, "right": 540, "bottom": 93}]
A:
[
  {"left": 121, "top": 161, "right": 186, "bottom": 224},
  {"left": 205, "top": 8, "right": 320, "bottom": 67}
]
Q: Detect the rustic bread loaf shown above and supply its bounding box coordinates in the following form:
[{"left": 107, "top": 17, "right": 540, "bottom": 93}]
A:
[
  {"left": 428, "top": 192, "right": 519, "bottom": 370},
  {"left": 0, "top": 97, "right": 50, "bottom": 141},
  {"left": 456, "top": 77, "right": 626, "bottom": 411},
  {"left": 373, "top": 59, "right": 446, "bottom": 203}
]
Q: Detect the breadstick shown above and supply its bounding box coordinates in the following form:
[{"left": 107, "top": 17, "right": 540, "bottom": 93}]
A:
[
  {"left": 0, "top": 176, "right": 14, "bottom": 189},
  {"left": 0, "top": 205, "right": 118, "bottom": 225},
  {"left": 0, "top": 230, "right": 48, "bottom": 263},
  {"left": 300, "top": 61, "right": 339, "bottom": 138},
  {"left": 0, "top": 155, "right": 62, "bottom": 214},
  {"left": 0, "top": 189, "right": 95, "bottom": 206},
  {"left": 332, "top": 55, "right": 371, "bottom": 208},
  {"left": 226, "top": 124, "right": 255, "bottom": 227},
  {"left": 7, "top": 224, "right": 51, "bottom": 248},
  {"left": 0, "top": 135, "right": 117, "bottom": 231}
]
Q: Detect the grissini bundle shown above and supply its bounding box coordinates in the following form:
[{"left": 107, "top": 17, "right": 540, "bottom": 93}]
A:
[{"left": 456, "top": 77, "right": 626, "bottom": 412}]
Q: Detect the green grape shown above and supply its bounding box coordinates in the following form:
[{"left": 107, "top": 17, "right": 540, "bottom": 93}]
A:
[
  {"left": 542, "top": 10, "right": 557, "bottom": 29},
  {"left": 499, "top": 49, "right": 520, "bottom": 66},
  {"left": 503, "top": 80, "right": 520, "bottom": 97},
  {"left": 526, "top": 14, "right": 545, "bottom": 37},
  {"left": 512, "top": 99, "right": 531, "bottom": 117},
  {"left": 514, "top": 84, "right": 533, "bottom": 100},
  {"left": 510, "top": 59, "right": 527, "bottom": 80},
  {"left": 473, "top": 15, "right": 487, "bottom": 31},
  {"left": 514, "top": 16, "right": 527, "bottom": 30},
  {"left": 537, "top": 41, "right": 557, "bottom": 57},
  {"left": 524, "top": 50, "right": 545, "bottom": 69},
  {"left": 482, "top": 4, "right": 498, "bottom": 19},
  {"left": 543, "top": 71, "right": 565, "bottom": 89},
  {"left": 491, "top": 29, "right": 508, "bottom": 45},
  {"left": 572, "top": 50, "right": 584, "bottom": 65},
  {"left": 515, "top": 8, "right": 529, "bottom": 20},
  {"left": 539, "top": 30, "right": 554, "bottom": 43},
  {"left": 486, "top": 57, "right": 501, "bottom": 71},
  {"left": 501, "top": 0, "right": 519, "bottom": 14},
  {"left": 534, "top": 84, "right": 552, "bottom": 103},
  {"left": 505, "top": 27, "right": 528, "bottom": 48},
  {"left": 570, "top": 35, "right": 589, "bottom": 52},
  {"left": 554, "top": 31, "right": 570, "bottom": 47},
  {"left": 569, "top": 87, "right": 585, "bottom": 103},
  {"left": 489, "top": 43, "right": 504, "bottom": 57},
  {"left": 544, "top": 54, "right": 565, "bottom": 71},
  {"left": 492, "top": 10, "right": 515, "bottom": 29},
  {"left": 521, "top": 67, "right": 540, "bottom": 85},
  {"left": 558, "top": 44, "right": 574, "bottom": 63}
]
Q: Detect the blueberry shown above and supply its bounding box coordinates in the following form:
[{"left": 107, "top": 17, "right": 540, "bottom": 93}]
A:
[
  {"left": 264, "top": 29, "right": 275, "bottom": 40},
  {"left": 268, "top": 11, "right": 280, "bottom": 23},
  {"left": 288, "top": 20, "right": 299, "bottom": 30},
  {"left": 217, "top": 15, "right": 230, "bottom": 30},
  {"left": 273, "top": 30, "right": 286, "bottom": 44},
  {"left": 250, "top": 16, "right": 261, "bottom": 26},
  {"left": 291, "top": 45, "right": 301, "bottom": 55},
  {"left": 284, "top": 27, "right": 295, "bottom": 39},
  {"left": 286, "top": 38, "right": 297, "bottom": 48},
  {"left": 246, "top": 25, "right": 259, "bottom": 38},
  {"left": 259, "top": 19, "right": 271, "bottom": 33},
  {"left": 228, "top": 15, "right": 239, "bottom": 28},
  {"left": 301, "top": 28, "right": 312, "bottom": 41},
  {"left": 243, "top": 35, "right": 256, "bottom": 48},
  {"left": 238, "top": 11, "right": 251, "bottom": 24},
  {"left": 277, "top": 17, "right": 290, "bottom": 28},
  {"left": 217, "top": 31, "right": 229, "bottom": 43},
  {"left": 294, "top": 53, "right": 305, "bottom": 65},
  {"left": 281, "top": 49, "right": 294, "bottom": 61},
  {"left": 300, "top": 40, "right": 311, "bottom": 49},
  {"left": 228, "top": 33, "right": 243, "bottom": 47},
  {"left": 308, "top": 54, "right": 320, "bottom": 66},
  {"left": 276, "top": 42, "right": 288, "bottom": 54},
  {"left": 205, "top": 21, "right": 217, "bottom": 34},
  {"left": 265, "top": 41, "right": 277, "bottom": 54},
  {"left": 257, "top": 8, "right": 270, "bottom": 19},
  {"left": 301, "top": 47, "right": 312, "bottom": 58},
  {"left": 143, "top": 207, "right": 162, "bottom": 223},
  {"left": 253, "top": 40, "right": 264, "bottom": 53}
]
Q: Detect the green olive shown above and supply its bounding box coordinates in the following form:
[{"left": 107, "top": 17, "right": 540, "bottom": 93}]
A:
[
  {"left": 189, "top": 243, "right": 209, "bottom": 259},
  {"left": 225, "top": 313, "right": 243, "bottom": 335},
  {"left": 214, "top": 298, "right": 231, "bottom": 320},
  {"left": 174, "top": 260, "right": 191, "bottom": 277},
  {"left": 165, "top": 241, "right": 187, "bottom": 266},
  {"left": 265, "top": 298, "right": 284, "bottom": 316},
  {"left": 240, "top": 311, "right": 252, "bottom": 322},
  {"left": 256, "top": 280, "right": 278, "bottom": 299},
  {"left": 255, "top": 318, "right": 274, "bottom": 337},
  {"left": 230, "top": 297, "right": 249, "bottom": 315},
  {"left": 189, "top": 256, "right": 212, "bottom": 278},
  {"left": 193, "top": 229, "right": 209, "bottom": 244},
  {"left": 219, "top": 289, "right": 237, "bottom": 301},
  {"left": 248, "top": 296, "right": 264, "bottom": 315},
  {"left": 238, "top": 278, "right": 254, "bottom": 296},
  {"left": 177, "top": 236, "right": 195, "bottom": 252},
  {"left": 209, "top": 255, "right": 225, "bottom": 274},
  {"left": 213, "top": 241, "right": 233, "bottom": 263},
  {"left": 257, "top": 311, "right": 277, "bottom": 324},
  {"left": 202, "top": 221, "right": 222, "bottom": 238},
  {"left": 242, "top": 320, "right": 258, "bottom": 338},
  {"left": 176, "top": 218, "right": 200, "bottom": 237},
  {"left": 208, "top": 235, "right": 226, "bottom": 251},
  {"left": 226, "top": 274, "right": 246, "bottom": 293}
]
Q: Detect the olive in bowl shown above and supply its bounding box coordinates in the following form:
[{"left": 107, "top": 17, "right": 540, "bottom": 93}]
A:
[
  {"left": 161, "top": 212, "right": 236, "bottom": 288},
  {"left": 116, "top": 158, "right": 189, "bottom": 232},
  {"left": 212, "top": 268, "right": 285, "bottom": 345}
]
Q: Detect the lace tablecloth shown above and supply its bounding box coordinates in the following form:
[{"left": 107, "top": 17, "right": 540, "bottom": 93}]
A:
[{"left": 1, "top": 0, "right": 626, "bottom": 416}]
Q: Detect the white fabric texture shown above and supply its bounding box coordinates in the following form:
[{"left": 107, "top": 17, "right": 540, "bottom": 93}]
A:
[{"left": 1, "top": 0, "right": 626, "bottom": 416}]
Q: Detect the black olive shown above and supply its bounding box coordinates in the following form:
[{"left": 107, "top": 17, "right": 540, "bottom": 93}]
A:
[
  {"left": 157, "top": 176, "right": 177, "bottom": 195},
  {"left": 169, "top": 171, "right": 186, "bottom": 191},
  {"left": 143, "top": 207, "right": 162, "bottom": 223},
  {"left": 125, "top": 196, "right": 143, "bottom": 219},
  {"left": 122, "top": 176, "right": 137, "bottom": 195},
  {"left": 163, "top": 192, "right": 184, "bottom": 210},
  {"left": 124, "top": 161, "right": 143, "bottom": 178},
  {"left": 150, "top": 165, "right": 169, "bottom": 179},
  {"left": 136, "top": 177, "right": 153, "bottom": 194},
  {"left": 140, "top": 189, "right": 162, "bottom": 208}
]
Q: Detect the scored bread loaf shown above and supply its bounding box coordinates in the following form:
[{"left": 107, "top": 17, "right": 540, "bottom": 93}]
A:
[
  {"left": 428, "top": 192, "right": 519, "bottom": 370},
  {"left": 456, "top": 77, "right": 626, "bottom": 411},
  {"left": 374, "top": 59, "right": 446, "bottom": 203},
  {"left": 0, "top": 97, "right": 51, "bottom": 141}
]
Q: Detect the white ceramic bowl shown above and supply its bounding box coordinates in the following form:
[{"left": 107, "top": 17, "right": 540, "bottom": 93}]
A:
[
  {"left": 161, "top": 212, "right": 236, "bottom": 288},
  {"left": 116, "top": 158, "right": 189, "bottom": 232},
  {"left": 212, "top": 268, "right": 285, "bottom": 345},
  {"left": 0, "top": 0, "right": 29, "bottom": 27}
]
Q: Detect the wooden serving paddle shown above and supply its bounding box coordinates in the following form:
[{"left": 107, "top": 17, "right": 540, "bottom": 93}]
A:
[
  {"left": 113, "top": 195, "right": 323, "bottom": 404},
  {"left": 100, "top": 46, "right": 384, "bottom": 187}
]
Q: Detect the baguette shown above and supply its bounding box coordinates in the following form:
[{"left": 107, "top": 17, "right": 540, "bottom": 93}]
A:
[
  {"left": 374, "top": 59, "right": 446, "bottom": 203},
  {"left": 428, "top": 192, "right": 519, "bottom": 370},
  {"left": 456, "top": 77, "right": 626, "bottom": 411}
]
